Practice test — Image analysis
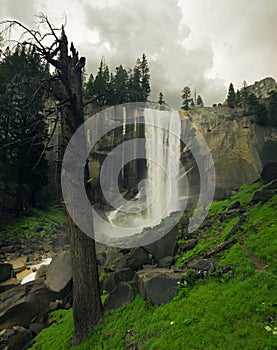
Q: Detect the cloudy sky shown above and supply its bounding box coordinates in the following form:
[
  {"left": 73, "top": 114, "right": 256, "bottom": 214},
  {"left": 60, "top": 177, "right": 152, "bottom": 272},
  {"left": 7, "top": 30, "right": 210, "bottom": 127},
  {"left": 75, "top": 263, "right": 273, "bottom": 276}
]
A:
[{"left": 1, "top": 0, "right": 276, "bottom": 108}]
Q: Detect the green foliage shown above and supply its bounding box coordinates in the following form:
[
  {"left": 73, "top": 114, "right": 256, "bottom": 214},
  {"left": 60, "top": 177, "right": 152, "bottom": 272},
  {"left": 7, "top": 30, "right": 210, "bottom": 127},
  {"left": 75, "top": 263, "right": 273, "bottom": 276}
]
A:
[
  {"left": 174, "top": 280, "right": 189, "bottom": 300},
  {"left": 181, "top": 86, "right": 192, "bottom": 110},
  {"left": 244, "top": 92, "right": 270, "bottom": 125},
  {"left": 236, "top": 89, "right": 241, "bottom": 106},
  {"left": 0, "top": 44, "right": 50, "bottom": 214},
  {"left": 175, "top": 181, "right": 272, "bottom": 267},
  {"left": 31, "top": 270, "right": 277, "bottom": 350},
  {"left": 128, "top": 53, "right": 151, "bottom": 102},
  {"left": 158, "top": 92, "right": 164, "bottom": 105},
  {"left": 238, "top": 86, "right": 277, "bottom": 126},
  {"left": 31, "top": 309, "right": 74, "bottom": 349},
  {"left": 227, "top": 83, "right": 236, "bottom": 108},
  {"left": 196, "top": 94, "right": 204, "bottom": 107},
  {"left": 268, "top": 91, "right": 277, "bottom": 126},
  {"left": 85, "top": 54, "right": 151, "bottom": 107},
  {"left": 184, "top": 268, "right": 197, "bottom": 285},
  {"left": 175, "top": 237, "right": 214, "bottom": 267},
  {"left": 0, "top": 207, "right": 67, "bottom": 241},
  {"left": 84, "top": 73, "right": 94, "bottom": 98},
  {"left": 110, "top": 65, "right": 129, "bottom": 105},
  {"left": 140, "top": 53, "right": 151, "bottom": 101},
  {"left": 90, "top": 57, "right": 110, "bottom": 107},
  {"left": 30, "top": 181, "right": 277, "bottom": 350}
]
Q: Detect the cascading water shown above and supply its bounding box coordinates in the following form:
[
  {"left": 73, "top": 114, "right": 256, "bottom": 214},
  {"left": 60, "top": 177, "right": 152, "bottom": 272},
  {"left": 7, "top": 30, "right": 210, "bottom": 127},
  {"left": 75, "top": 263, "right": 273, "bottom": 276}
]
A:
[
  {"left": 144, "top": 108, "right": 181, "bottom": 226},
  {"left": 107, "top": 108, "right": 181, "bottom": 230}
]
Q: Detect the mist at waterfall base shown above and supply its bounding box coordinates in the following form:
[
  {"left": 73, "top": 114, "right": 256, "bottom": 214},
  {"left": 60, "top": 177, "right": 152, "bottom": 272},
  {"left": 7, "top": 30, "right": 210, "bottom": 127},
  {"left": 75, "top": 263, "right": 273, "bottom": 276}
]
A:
[{"left": 103, "top": 108, "right": 186, "bottom": 242}]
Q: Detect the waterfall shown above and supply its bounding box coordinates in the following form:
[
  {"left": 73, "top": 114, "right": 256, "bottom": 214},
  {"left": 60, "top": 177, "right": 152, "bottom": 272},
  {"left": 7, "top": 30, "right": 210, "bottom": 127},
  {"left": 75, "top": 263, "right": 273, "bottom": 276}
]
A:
[
  {"left": 106, "top": 107, "right": 181, "bottom": 231},
  {"left": 144, "top": 108, "right": 181, "bottom": 226}
]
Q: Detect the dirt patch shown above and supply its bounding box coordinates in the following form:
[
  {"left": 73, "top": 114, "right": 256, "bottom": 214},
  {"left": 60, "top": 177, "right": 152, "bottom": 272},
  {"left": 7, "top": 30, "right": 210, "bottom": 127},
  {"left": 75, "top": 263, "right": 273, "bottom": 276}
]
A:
[{"left": 241, "top": 243, "right": 267, "bottom": 270}]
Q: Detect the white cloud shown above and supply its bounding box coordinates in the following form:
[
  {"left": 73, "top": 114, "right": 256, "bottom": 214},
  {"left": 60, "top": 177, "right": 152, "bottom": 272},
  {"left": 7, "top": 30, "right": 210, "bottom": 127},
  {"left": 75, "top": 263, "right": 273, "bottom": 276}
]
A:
[
  {"left": 0, "top": 0, "right": 37, "bottom": 26},
  {"left": 1, "top": 0, "right": 276, "bottom": 107},
  {"left": 179, "top": 0, "right": 277, "bottom": 91},
  {"left": 81, "top": 0, "right": 226, "bottom": 107}
]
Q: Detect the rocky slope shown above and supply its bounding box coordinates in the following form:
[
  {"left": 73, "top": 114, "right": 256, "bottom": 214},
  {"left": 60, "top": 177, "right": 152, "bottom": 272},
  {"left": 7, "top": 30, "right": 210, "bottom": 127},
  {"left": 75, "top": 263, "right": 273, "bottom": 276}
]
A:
[{"left": 26, "top": 176, "right": 277, "bottom": 350}]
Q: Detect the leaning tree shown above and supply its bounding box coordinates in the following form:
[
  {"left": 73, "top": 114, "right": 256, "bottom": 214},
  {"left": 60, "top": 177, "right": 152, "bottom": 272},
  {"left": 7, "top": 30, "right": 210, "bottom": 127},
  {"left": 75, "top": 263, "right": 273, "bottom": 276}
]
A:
[{"left": 0, "top": 16, "right": 103, "bottom": 345}]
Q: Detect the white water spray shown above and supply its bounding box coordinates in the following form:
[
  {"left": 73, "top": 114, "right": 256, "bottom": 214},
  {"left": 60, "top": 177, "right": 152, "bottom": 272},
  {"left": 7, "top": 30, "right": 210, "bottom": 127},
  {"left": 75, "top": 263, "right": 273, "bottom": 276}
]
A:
[
  {"left": 144, "top": 108, "right": 181, "bottom": 226},
  {"left": 108, "top": 108, "right": 181, "bottom": 230}
]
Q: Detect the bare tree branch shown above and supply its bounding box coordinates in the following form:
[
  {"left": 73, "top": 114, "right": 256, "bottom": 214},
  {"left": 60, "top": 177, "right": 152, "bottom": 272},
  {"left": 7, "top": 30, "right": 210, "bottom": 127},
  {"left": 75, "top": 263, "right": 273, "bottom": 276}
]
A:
[{"left": 33, "top": 109, "right": 60, "bottom": 170}]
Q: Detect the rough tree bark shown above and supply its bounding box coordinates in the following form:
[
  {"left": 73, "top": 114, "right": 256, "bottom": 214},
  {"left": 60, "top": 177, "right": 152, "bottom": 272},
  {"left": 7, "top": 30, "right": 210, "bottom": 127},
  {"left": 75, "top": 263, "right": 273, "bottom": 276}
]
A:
[
  {"left": 0, "top": 19, "right": 103, "bottom": 345},
  {"left": 58, "top": 28, "right": 103, "bottom": 345}
]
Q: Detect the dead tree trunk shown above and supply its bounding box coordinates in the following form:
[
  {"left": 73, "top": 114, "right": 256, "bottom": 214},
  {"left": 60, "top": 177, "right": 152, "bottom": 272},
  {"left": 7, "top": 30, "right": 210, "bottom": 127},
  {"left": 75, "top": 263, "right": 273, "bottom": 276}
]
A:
[
  {"left": 0, "top": 19, "right": 103, "bottom": 345},
  {"left": 58, "top": 28, "right": 103, "bottom": 345}
]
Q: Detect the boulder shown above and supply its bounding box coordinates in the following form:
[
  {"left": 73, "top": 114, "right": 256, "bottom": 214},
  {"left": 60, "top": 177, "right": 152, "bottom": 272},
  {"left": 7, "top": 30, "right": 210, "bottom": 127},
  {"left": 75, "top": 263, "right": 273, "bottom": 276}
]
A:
[
  {"left": 125, "top": 248, "right": 150, "bottom": 271},
  {"left": 261, "top": 161, "right": 277, "bottom": 182},
  {"left": 9, "top": 258, "right": 27, "bottom": 274},
  {"left": 45, "top": 251, "right": 72, "bottom": 293},
  {"left": 51, "top": 232, "right": 69, "bottom": 251},
  {"left": 144, "top": 226, "right": 178, "bottom": 261},
  {"left": 0, "top": 279, "right": 60, "bottom": 330},
  {"left": 0, "top": 326, "right": 32, "bottom": 350},
  {"left": 49, "top": 300, "right": 62, "bottom": 312},
  {"left": 29, "top": 322, "right": 45, "bottom": 336},
  {"left": 103, "top": 268, "right": 134, "bottom": 293},
  {"left": 179, "top": 239, "right": 198, "bottom": 252},
  {"left": 104, "top": 282, "right": 134, "bottom": 310},
  {"left": 214, "top": 188, "right": 226, "bottom": 201},
  {"left": 0, "top": 263, "right": 13, "bottom": 283},
  {"left": 35, "top": 264, "right": 48, "bottom": 280},
  {"left": 95, "top": 243, "right": 123, "bottom": 266},
  {"left": 251, "top": 189, "right": 274, "bottom": 205},
  {"left": 0, "top": 278, "right": 20, "bottom": 294},
  {"left": 136, "top": 268, "right": 184, "bottom": 305},
  {"left": 228, "top": 201, "right": 241, "bottom": 210},
  {"left": 33, "top": 225, "right": 44, "bottom": 233},
  {"left": 158, "top": 256, "right": 174, "bottom": 268},
  {"left": 187, "top": 259, "right": 216, "bottom": 277},
  {"left": 267, "top": 179, "right": 277, "bottom": 190}
]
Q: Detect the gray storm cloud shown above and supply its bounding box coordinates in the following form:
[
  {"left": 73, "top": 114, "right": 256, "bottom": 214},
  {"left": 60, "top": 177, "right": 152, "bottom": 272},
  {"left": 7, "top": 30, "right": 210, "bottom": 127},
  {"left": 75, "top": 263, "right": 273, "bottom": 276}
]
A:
[
  {"left": 82, "top": 0, "right": 227, "bottom": 108},
  {"left": 0, "top": 0, "right": 36, "bottom": 26},
  {"left": 1, "top": 0, "right": 275, "bottom": 108},
  {"left": 180, "top": 0, "right": 277, "bottom": 91}
]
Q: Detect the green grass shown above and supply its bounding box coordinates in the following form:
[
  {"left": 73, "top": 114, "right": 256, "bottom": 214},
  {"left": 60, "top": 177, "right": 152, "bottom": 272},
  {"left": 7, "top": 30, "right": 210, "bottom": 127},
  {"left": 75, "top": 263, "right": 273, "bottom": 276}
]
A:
[
  {"left": 0, "top": 207, "right": 67, "bottom": 240},
  {"left": 31, "top": 271, "right": 277, "bottom": 350},
  {"left": 30, "top": 181, "right": 277, "bottom": 350}
]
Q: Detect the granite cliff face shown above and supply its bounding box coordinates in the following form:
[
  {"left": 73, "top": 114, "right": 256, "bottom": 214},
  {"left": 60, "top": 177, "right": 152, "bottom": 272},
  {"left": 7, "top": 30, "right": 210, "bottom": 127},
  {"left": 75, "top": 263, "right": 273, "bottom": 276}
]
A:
[
  {"left": 246, "top": 77, "right": 276, "bottom": 99},
  {"left": 181, "top": 106, "right": 277, "bottom": 196},
  {"left": 86, "top": 104, "right": 277, "bottom": 205}
]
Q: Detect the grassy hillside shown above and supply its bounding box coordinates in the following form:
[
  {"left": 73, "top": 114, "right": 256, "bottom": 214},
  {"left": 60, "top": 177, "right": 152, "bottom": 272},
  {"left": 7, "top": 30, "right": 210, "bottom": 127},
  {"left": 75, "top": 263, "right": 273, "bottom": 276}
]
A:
[
  {"left": 0, "top": 207, "right": 67, "bottom": 241},
  {"left": 30, "top": 181, "right": 277, "bottom": 350}
]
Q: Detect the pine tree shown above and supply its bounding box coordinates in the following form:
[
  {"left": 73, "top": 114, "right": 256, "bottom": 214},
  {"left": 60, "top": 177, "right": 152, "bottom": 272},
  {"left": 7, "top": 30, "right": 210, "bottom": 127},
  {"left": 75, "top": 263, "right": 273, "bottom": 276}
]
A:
[
  {"left": 1, "top": 18, "right": 104, "bottom": 345},
  {"left": 236, "top": 89, "right": 241, "bottom": 106},
  {"left": 158, "top": 92, "right": 164, "bottom": 105},
  {"left": 112, "top": 65, "right": 129, "bottom": 105},
  {"left": 245, "top": 92, "right": 269, "bottom": 125},
  {"left": 128, "top": 54, "right": 151, "bottom": 102},
  {"left": 140, "top": 53, "right": 151, "bottom": 101},
  {"left": 93, "top": 58, "right": 110, "bottom": 107},
  {"left": 240, "top": 80, "right": 249, "bottom": 106},
  {"left": 84, "top": 73, "right": 94, "bottom": 98},
  {"left": 181, "top": 86, "right": 192, "bottom": 110},
  {"left": 129, "top": 59, "right": 142, "bottom": 101},
  {"left": 0, "top": 45, "right": 50, "bottom": 214},
  {"left": 196, "top": 95, "right": 204, "bottom": 107},
  {"left": 227, "top": 83, "right": 236, "bottom": 108}
]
